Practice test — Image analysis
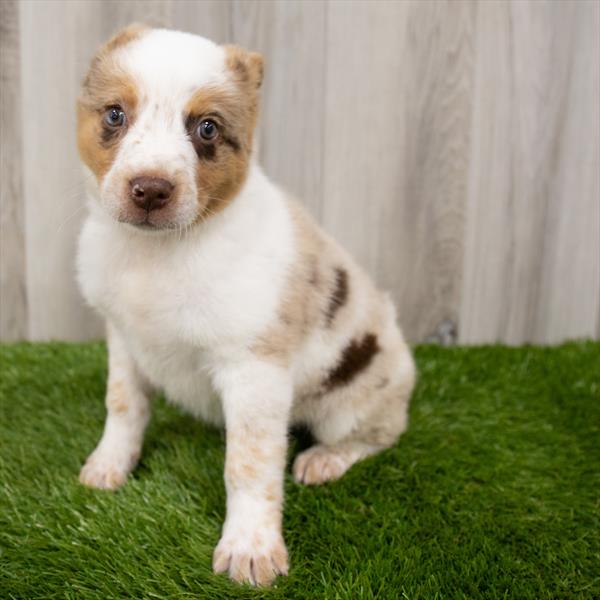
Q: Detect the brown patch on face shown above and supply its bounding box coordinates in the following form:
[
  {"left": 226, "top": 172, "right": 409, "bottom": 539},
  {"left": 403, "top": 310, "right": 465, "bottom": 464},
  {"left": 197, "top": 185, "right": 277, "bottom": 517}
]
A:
[
  {"left": 323, "top": 333, "right": 380, "bottom": 392},
  {"left": 76, "top": 26, "right": 146, "bottom": 180},
  {"left": 183, "top": 46, "right": 263, "bottom": 219},
  {"left": 325, "top": 267, "right": 349, "bottom": 326}
]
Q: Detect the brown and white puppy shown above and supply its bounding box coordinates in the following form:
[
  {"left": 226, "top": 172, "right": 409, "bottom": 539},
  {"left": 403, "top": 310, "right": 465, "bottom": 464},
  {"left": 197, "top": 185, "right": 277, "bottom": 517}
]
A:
[{"left": 76, "top": 25, "right": 415, "bottom": 587}]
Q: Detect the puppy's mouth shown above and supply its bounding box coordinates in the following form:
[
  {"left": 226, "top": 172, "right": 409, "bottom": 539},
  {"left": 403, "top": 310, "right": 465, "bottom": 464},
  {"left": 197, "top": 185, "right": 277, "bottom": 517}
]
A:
[{"left": 118, "top": 212, "right": 180, "bottom": 231}]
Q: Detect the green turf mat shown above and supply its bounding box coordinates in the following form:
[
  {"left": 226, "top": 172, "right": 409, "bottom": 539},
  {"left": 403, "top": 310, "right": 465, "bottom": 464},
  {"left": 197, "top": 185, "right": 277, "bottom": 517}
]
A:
[{"left": 1, "top": 342, "right": 598, "bottom": 599}]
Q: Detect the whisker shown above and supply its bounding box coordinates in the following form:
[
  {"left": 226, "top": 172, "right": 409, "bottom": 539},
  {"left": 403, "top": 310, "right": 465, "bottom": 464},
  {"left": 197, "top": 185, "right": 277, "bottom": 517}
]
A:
[{"left": 55, "top": 204, "right": 88, "bottom": 235}]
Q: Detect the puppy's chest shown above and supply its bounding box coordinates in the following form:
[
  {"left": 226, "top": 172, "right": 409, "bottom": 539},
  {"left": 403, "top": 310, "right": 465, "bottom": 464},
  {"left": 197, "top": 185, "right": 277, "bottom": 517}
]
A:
[
  {"left": 95, "top": 255, "right": 222, "bottom": 346},
  {"left": 79, "top": 228, "right": 278, "bottom": 352}
]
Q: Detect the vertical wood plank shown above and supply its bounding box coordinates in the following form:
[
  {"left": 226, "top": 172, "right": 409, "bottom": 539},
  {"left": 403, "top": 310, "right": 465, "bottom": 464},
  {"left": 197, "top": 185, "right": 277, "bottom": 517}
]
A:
[
  {"left": 230, "top": 0, "right": 327, "bottom": 217},
  {"left": 323, "top": 0, "right": 476, "bottom": 342},
  {"left": 0, "top": 0, "right": 28, "bottom": 340},
  {"left": 171, "top": 0, "right": 232, "bottom": 42},
  {"left": 459, "top": 0, "right": 599, "bottom": 344},
  {"left": 19, "top": 0, "right": 171, "bottom": 340},
  {"left": 5, "top": 0, "right": 599, "bottom": 343},
  {"left": 534, "top": 0, "right": 600, "bottom": 343}
]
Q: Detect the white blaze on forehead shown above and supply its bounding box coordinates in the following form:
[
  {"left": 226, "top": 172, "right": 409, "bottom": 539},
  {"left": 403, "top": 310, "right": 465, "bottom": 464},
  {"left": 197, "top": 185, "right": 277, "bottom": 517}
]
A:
[
  {"left": 96, "top": 29, "right": 235, "bottom": 230},
  {"left": 119, "top": 29, "right": 228, "bottom": 102}
]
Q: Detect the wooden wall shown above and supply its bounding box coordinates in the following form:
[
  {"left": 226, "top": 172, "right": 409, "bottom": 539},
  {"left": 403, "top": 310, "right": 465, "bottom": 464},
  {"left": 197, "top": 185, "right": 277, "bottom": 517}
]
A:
[{"left": 1, "top": 0, "right": 598, "bottom": 344}]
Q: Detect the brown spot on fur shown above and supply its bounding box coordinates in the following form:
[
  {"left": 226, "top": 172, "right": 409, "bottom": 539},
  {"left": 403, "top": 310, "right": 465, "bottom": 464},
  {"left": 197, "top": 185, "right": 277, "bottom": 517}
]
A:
[
  {"left": 324, "top": 333, "right": 380, "bottom": 391},
  {"left": 308, "top": 256, "right": 320, "bottom": 287},
  {"left": 325, "top": 267, "right": 348, "bottom": 326},
  {"left": 107, "top": 380, "right": 128, "bottom": 414},
  {"left": 376, "top": 376, "right": 390, "bottom": 389},
  {"left": 248, "top": 444, "right": 267, "bottom": 462},
  {"left": 242, "top": 463, "right": 258, "bottom": 479},
  {"left": 264, "top": 482, "right": 281, "bottom": 503},
  {"left": 77, "top": 26, "right": 144, "bottom": 180}
]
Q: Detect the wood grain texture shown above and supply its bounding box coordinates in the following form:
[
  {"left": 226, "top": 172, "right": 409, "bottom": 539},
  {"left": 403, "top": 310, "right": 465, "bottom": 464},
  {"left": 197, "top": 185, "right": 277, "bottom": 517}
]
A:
[
  {"left": 230, "top": 0, "right": 327, "bottom": 217},
  {"left": 459, "top": 0, "right": 600, "bottom": 344},
  {"left": 0, "top": 0, "right": 28, "bottom": 340},
  {"left": 3, "top": 0, "right": 599, "bottom": 343},
  {"left": 323, "top": 0, "right": 476, "bottom": 342},
  {"left": 18, "top": 0, "right": 170, "bottom": 340},
  {"left": 171, "top": 0, "right": 232, "bottom": 42},
  {"left": 534, "top": 0, "right": 600, "bottom": 344}
]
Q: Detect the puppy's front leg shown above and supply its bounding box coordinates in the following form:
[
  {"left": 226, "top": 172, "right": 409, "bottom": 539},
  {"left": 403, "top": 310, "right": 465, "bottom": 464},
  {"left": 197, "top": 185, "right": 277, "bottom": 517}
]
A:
[
  {"left": 80, "top": 323, "right": 150, "bottom": 490},
  {"left": 212, "top": 360, "right": 292, "bottom": 586}
]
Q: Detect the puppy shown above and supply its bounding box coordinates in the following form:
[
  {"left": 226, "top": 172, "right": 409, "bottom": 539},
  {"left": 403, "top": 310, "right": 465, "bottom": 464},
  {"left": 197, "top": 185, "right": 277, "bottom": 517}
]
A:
[{"left": 76, "top": 25, "right": 415, "bottom": 586}]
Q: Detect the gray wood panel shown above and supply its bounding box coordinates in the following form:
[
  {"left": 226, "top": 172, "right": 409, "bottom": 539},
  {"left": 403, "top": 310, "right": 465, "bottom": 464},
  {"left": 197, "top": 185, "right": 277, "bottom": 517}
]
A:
[
  {"left": 459, "top": 0, "right": 600, "bottom": 344},
  {"left": 534, "top": 0, "right": 600, "bottom": 344},
  {"left": 230, "top": 0, "right": 327, "bottom": 218},
  {"left": 18, "top": 0, "right": 170, "bottom": 340},
  {"left": 171, "top": 0, "right": 233, "bottom": 42},
  {"left": 2, "top": 0, "right": 599, "bottom": 343},
  {"left": 0, "top": 0, "right": 28, "bottom": 340},
  {"left": 323, "top": 0, "right": 476, "bottom": 342}
]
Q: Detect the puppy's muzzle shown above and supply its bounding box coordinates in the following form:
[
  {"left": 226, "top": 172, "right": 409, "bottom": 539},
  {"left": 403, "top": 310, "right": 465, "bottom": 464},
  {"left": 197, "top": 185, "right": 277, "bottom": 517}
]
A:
[{"left": 129, "top": 176, "right": 174, "bottom": 212}]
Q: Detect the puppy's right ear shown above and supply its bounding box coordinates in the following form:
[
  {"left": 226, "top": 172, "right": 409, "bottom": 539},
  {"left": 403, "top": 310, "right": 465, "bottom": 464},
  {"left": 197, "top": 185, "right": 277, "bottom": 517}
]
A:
[
  {"left": 102, "top": 23, "right": 149, "bottom": 54},
  {"left": 223, "top": 45, "right": 264, "bottom": 90}
]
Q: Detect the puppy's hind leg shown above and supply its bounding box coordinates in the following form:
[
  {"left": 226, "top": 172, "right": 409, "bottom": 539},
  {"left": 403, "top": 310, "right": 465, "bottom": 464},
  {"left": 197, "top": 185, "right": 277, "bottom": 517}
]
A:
[
  {"left": 79, "top": 322, "right": 151, "bottom": 490},
  {"left": 293, "top": 355, "right": 415, "bottom": 486}
]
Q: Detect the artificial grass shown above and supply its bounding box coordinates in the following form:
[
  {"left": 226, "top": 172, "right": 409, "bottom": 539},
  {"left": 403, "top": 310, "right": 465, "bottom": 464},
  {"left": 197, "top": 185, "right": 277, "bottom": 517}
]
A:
[{"left": 0, "top": 341, "right": 598, "bottom": 599}]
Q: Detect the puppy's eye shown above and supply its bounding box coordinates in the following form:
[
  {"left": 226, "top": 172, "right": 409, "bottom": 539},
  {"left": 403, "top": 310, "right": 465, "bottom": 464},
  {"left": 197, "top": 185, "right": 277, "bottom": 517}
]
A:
[
  {"left": 197, "top": 119, "right": 218, "bottom": 142},
  {"left": 104, "top": 106, "right": 126, "bottom": 128}
]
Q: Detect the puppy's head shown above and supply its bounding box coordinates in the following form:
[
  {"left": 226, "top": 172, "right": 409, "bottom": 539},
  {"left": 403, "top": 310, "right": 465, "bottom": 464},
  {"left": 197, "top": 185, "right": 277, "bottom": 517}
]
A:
[{"left": 77, "top": 25, "right": 263, "bottom": 231}]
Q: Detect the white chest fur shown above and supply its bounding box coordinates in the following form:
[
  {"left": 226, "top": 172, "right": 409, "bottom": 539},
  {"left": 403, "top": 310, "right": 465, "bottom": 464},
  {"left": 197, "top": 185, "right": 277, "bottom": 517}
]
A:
[{"left": 77, "top": 168, "right": 294, "bottom": 420}]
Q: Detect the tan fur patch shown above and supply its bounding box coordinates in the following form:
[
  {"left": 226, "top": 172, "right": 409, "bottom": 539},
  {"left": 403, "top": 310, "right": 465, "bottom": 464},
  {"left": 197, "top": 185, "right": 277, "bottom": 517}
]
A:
[
  {"left": 264, "top": 482, "right": 281, "bottom": 503},
  {"left": 225, "top": 442, "right": 253, "bottom": 486},
  {"left": 77, "top": 26, "right": 145, "bottom": 180},
  {"left": 184, "top": 46, "right": 263, "bottom": 219},
  {"left": 223, "top": 44, "right": 264, "bottom": 90},
  {"left": 107, "top": 380, "right": 128, "bottom": 414},
  {"left": 252, "top": 200, "right": 330, "bottom": 364}
]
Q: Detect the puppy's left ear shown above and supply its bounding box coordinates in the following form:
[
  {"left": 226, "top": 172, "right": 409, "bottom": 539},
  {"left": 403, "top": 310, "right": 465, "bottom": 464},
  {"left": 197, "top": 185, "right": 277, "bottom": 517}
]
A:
[{"left": 223, "top": 45, "right": 264, "bottom": 90}]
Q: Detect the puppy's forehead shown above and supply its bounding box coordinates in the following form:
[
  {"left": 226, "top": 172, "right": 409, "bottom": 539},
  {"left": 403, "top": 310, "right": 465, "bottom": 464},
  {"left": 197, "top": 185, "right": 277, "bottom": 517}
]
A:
[{"left": 120, "top": 29, "right": 228, "bottom": 99}]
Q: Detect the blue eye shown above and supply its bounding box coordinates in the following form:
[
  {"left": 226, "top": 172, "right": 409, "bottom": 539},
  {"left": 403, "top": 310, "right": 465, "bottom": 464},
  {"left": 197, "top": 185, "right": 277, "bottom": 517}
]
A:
[
  {"left": 197, "top": 119, "right": 218, "bottom": 141},
  {"left": 104, "top": 106, "right": 126, "bottom": 127}
]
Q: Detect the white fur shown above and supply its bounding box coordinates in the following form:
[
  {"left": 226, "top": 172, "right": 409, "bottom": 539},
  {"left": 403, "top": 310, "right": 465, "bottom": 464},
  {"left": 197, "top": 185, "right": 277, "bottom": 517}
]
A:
[
  {"left": 100, "top": 30, "right": 230, "bottom": 229},
  {"left": 77, "top": 28, "right": 414, "bottom": 587},
  {"left": 79, "top": 165, "right": 294, "bottom": 421}
]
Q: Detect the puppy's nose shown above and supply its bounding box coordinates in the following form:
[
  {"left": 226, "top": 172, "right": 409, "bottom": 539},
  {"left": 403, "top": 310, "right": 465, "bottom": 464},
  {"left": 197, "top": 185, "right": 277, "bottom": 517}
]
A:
[{"left": 129, "top": 176, "right": 174, "bottom": 211}]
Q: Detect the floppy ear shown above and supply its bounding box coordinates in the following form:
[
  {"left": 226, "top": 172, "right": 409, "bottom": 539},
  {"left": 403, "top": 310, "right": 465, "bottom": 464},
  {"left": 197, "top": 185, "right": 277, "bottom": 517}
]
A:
[
  {"left": 223, "top": 45, "right": 264, "bottom": 89},
  {"left": 103, "top": 23, "right": 149, "bottom": 54}
]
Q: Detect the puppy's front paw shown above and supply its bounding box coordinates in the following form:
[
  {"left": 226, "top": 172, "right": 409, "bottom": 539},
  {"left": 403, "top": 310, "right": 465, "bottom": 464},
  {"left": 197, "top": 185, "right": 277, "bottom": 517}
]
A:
[
  {"left": 79, "top": 446, "right": 139, "bottom": 490},
  {"left": 213, "top": 528, "right": 289, "bottom": 586}
]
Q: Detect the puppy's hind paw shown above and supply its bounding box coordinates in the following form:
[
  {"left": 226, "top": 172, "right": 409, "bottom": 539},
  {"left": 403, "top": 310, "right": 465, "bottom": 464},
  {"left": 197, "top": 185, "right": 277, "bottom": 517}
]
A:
[{"left": 293, "top": 444, "right": 350, "bottom": 485}]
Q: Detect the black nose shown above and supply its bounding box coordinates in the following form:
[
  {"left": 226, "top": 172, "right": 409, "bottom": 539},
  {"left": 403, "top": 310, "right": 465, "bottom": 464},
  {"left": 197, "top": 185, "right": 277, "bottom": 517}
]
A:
[{"left": 129, "top": 176, "right": 174, "bottom": 211}]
